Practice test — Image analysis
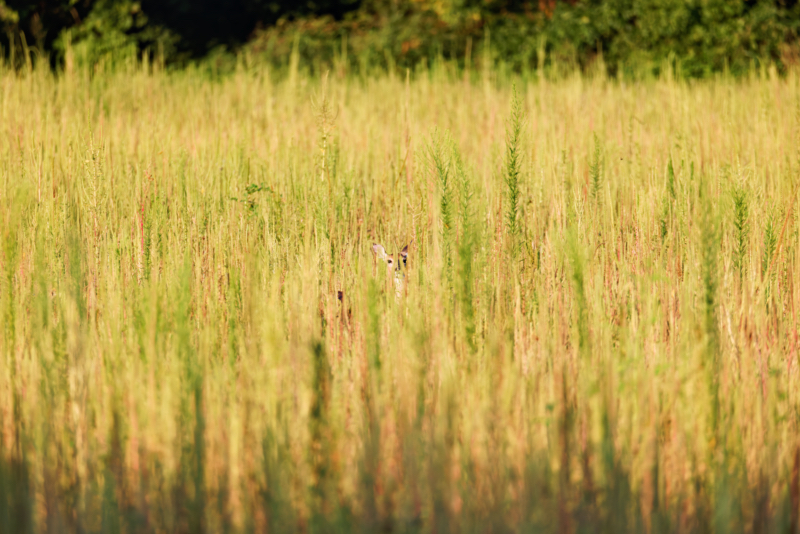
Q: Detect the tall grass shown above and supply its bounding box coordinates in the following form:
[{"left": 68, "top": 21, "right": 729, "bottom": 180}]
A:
[{"left": 1, "top": 52, "right": 800, "bottom": 533}]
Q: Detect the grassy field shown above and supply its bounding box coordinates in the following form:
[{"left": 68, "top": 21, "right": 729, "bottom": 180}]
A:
[{"left": 1, "top": 53, "right": 800, "bottom": 533}]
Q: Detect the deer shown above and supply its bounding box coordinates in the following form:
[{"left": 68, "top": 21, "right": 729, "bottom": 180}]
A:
[{"left": 372, "top": 242, "right": 411, "bottom": 297}]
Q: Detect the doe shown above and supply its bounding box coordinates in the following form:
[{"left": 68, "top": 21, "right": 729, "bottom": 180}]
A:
[{"left": 372, "top": 242, "right": 410, "bottom": 296}]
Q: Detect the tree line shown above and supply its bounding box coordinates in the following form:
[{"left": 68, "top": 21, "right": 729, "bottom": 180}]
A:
[{"left": 1, "top": 0, "right": 799, "bottom": 76}]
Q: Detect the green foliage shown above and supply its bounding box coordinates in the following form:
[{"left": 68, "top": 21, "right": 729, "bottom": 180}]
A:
[
  {"left": 699, "top": 186, "right": 721, "bottom": 438},
  {"left": 430, "top": 130, "right": 455, "bottom": 286},
  {"left": 2, "top": 0, "right": 361, "bottom": 65},
  {"left": 731, "top": 182, "right": 750, "bottom": 280},
  {"left": 667, "top": 157, "right": 676, "bottom": 200},
  {"left": 567, "top": 227, "right": 590, "bottom": 358},
  {"left": 0, "top": 450, "right": 33, "bottom": 534},
  {"left": 367, "top": 278, "right": 381, "bottom": 374},
  {"left": 659, "top": 197, "right": 670, "bottom": 242},
  {"left": 0, "top": 1, "right": 178, "bottom": 67},
  {"left": 701, "top": 191, "right": 720, "bottom": 349},
  {"left": 57, "top": 1, "right": 178, "bottom": 67},
  {"left": 248, "top": 0, "right": 800, "bottom": 77},
  {"left": 660, "top": 158, "right": 676, "bottom": 242},
  {"left": 505, "top": 85, "right": 524, "bottom": 259},
  {"left": 761, "top": 208, "right": 778, "bottom": 279},
  {"left": 590, "top": 132, "right": 602, "bottom": 204},
  {"left": 453, "top": 142, "right": 477, "bottom": 353},
  {"left": 309, "top": 340, "right": 334, "bottom": 521},
  {"left": 488, "top": 0, "right": 800, "bottom": 76},
  {"left": 0, "top": 1, "right": 18, "bottom": 26},
  {"left": 4, "top": 0, "right": 799, "bottom": 76}
]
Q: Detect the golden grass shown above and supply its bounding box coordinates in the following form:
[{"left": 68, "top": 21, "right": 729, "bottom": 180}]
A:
[{"left": 1, "top": 56, "right": 799, "bottom": 532}]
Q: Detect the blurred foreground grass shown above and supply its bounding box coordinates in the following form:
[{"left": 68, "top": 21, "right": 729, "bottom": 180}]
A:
[{"left": 1, "top": 55, "right": 800, "bottom": 533}]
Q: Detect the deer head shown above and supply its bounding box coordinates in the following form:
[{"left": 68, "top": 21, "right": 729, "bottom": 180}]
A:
[
  {"left": 372, "top": 242, "right": 409, "bottom": 274},
  {"left": 372, "top": 242, "right": 411, "bottom": 298}
]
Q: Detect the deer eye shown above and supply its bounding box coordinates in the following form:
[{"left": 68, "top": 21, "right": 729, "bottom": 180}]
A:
[{"left": 387, "top": 259, "right": 392, "bottom": 264}]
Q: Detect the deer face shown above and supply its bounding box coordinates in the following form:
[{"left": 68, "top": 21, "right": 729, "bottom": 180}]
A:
[
  {"left": 371, "top": 243, "right": 409, "bottom": 274},
  {"left": 372, "top": 242, "right": 410, "bottom": 297}
]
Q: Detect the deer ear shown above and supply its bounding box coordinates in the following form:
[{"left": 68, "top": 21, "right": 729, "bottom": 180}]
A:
[
  {"left": 372, "top": 243, "right": 387, "bottom": 260},
  {"left": 399, "top": 242, "right": 410, "bottom": 259}
]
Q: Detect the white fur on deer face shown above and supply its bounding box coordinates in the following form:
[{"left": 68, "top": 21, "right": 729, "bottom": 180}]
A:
[
  {"left": 372, "top": 243, "right": 409, "bottom": 296},
  {"left": 371, "top": 243, "right": 408, "bottom": 273}
]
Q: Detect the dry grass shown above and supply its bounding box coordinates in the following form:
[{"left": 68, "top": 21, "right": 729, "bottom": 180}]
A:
[{"left": 1, "top": 54, "right": 799, "bottom": 533}]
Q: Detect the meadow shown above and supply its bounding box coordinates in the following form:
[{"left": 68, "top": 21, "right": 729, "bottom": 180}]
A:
[{"left": 1, "top": 51, "right": 800, "bottom": 533}]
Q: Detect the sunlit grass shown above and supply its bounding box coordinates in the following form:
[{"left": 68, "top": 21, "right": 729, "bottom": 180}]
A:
[{"left": 1, "top": 54, "right": 799, "bottom": 533}]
